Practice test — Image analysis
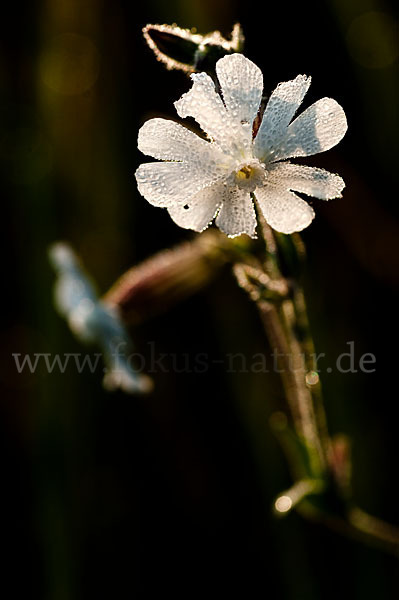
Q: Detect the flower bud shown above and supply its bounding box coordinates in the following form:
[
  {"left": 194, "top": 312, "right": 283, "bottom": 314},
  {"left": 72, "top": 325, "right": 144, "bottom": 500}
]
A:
[
  {"left": 102, "top": 230, "right": 243, "bottom": 323},
  {"left": 142, "top": 23, "right": 244, "bottom": 73}
]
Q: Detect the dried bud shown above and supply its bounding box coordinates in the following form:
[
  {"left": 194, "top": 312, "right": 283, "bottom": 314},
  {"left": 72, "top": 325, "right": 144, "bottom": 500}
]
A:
[{"left": 142, "top": 23, "right": 244, "bottom": 73}]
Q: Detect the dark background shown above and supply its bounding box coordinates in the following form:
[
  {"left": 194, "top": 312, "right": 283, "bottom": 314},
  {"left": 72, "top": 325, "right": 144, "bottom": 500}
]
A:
[{"left": 1, "top": 0, "right": 398, "bottom": 597}]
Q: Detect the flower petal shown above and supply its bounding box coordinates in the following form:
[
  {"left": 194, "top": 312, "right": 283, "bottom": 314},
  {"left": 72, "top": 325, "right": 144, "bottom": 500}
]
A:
[
  {"left": 137, "top": 117, "right": 227, "bottom": 163},
  {"left": 270, "top": 98, "right": 347, "bottom": 161},
  {"left": 255, "top": 184, "right": 315, "bottom": 234},
  {"left": 254, "top": 74, "right": 311, "bottom": 160},
  {"left": 174, "top": 72, "right": 231, "bottom": 151},
  {"left": 135, "top": 162, "right": 225, "bottom": 207},
  {"left": 174, "top": 70, "right": 251, "bottom": 158},
  {"left": 216, "top": 53, "right": 263, "bottom": 126},
  {"left": 215, "top": 186, "right": 257, "bottom": 238},
  {"left": 267, "top": 163, "right": 345, "bottom": 199},
  {"left": 167, "top": 183, "right": 222, "bottom": 232}
]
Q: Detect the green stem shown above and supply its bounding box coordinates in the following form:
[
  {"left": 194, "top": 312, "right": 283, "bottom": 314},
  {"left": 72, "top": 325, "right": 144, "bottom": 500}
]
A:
[
  {"left": 234, "top": 221, "right": 328, "bottom": 476},
  {"left": 234, "top": 223, "right": 399, "bottom": 557}
]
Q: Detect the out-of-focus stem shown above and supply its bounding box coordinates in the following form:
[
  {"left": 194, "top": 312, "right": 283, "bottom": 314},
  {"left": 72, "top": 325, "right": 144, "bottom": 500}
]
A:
[
  {"left": 291, "top": 285, "right": 332, "bottom": 462},
  {"left": 348, "top": 508, "right": 399, "bottom": 553},
  {"left": 256, "top": 300, "right": 306, "bottom": 432},
  {"left": 234, "top": 222, "right": 328, "bottom": 475},
  {"left": 100, "top": 222, "right": 399, "bottom": 556},
  {"left": 279, "top": 297, "right": 327, "bottom": 472},
  {"left": 237, "top": 224, "right": 399, "bottom": 556},
  {"left": 297, "top": 504, "right": 399, "bottom": 556},
  {"left": 254, "top": 296, "right": 326, "bottom": 474},
  {"left": 274, "top": 478, "right": 325, "bottom": 516}
]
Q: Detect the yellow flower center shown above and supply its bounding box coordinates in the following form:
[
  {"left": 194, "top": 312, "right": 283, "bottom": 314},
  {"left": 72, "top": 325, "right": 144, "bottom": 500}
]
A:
[
  {"left": 236, "top": 165, "right": 254, "bottom": 180},
  {"left": 232, "top": 161, "right": 265, "bottom": 192}
]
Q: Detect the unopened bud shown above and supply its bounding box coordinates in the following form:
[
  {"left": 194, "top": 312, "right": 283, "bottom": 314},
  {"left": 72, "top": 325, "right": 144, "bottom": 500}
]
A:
[
  {"left": 103, "top": 230, "right": 242, "bottom": 323},
  {"left": 143, "top": 23, "right": 244, "bottom": 73}
]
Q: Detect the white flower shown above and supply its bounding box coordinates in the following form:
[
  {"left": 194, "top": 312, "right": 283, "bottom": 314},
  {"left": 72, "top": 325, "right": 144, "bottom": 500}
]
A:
[{"left": 135, "top": 53, "right": 347, "bottom": 237}]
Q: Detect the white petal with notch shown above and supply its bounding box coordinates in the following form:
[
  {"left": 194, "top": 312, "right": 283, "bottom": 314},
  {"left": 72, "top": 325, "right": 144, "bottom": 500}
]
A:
[
  {"left": 167, "top": 183, "right": 223, "bottom": 232},
  {"left": 254, "top": 74, "right": 311, "bottom": 160},
  {"left": 269, "top": 98, "right": 347, "bottom": 161},
  {"left": 267, "top": 163, "right": 345, "bottom": 199},
  {"left": 135, "top": 162, "right": 226, "bottom": 207},
  {"left": 255, "top": 184, "right": 315, "bottom": 234},
  {"left": 138, "top": 117, "right": 228, "bottom": 165},
  {"left": 216, "top": 53, "right": 263, "bottom": 126},
  {"left": 174, "top": 72, "right": 231, "bottom": 152},
  {"left": 215, "top": 186, "right": 257, "bottom": 238}
]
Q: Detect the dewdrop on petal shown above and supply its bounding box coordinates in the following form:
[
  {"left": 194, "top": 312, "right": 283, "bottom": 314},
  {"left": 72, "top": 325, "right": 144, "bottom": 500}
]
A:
[
  {"left": 49, "top": 242, "right": 152, "bottom": 394},
  {"left": 135, "top": 53, "right": 347, "bottom": 238}
]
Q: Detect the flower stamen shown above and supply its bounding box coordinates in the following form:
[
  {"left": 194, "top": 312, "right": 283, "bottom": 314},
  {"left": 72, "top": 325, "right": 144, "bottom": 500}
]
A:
[{"left": 236, "top": 165, "right": 253, "bottom": 180}]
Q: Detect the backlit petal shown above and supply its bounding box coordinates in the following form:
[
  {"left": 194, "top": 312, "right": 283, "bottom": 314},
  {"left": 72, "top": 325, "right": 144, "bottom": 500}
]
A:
[
  {"left": 255, "top": 184, "right": 315, "bottom": 234},
  {"left": 215, "top": 186, "right": 257, "bottom": 238},
  {"left": 135, "top": 162, "right": 225, "bottom": 207},
  {"left": 269, "top": 98, "right": 347, "bottom": 161},
  {"left": 267, "top": 163, "right": 345, "bottom": 199},
  {"left": 137, "top": 117, "right": 227, "bottom": 164},
  {"left": 254, "top": 74, "right": 311, "bottom": 160},
  {"left": 216, "top": 53, "right": 263, "bottom": 125},
  {"left": 174, "top": 72, "right": 231, "bottom": 152},
  {"left": 167, "top": 183, "right": 223, "bottom": 232},
  {"left": 174, "top": 70, "right": 253, "bottom": 158}
]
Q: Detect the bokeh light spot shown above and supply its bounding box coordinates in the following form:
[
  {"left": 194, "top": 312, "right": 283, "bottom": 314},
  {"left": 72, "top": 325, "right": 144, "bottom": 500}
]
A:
[
  {"left": 275, "top": 496, "right": 292, "bottom": 513},
  {"left": 305, "top": 370, "right": 320, "bottom": 386},
  {"left": 39, "top": 33, "right": 100, "bottom": 95},
  {"left": 346, "top": 11, "right": 398, "bottom": 69}
]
